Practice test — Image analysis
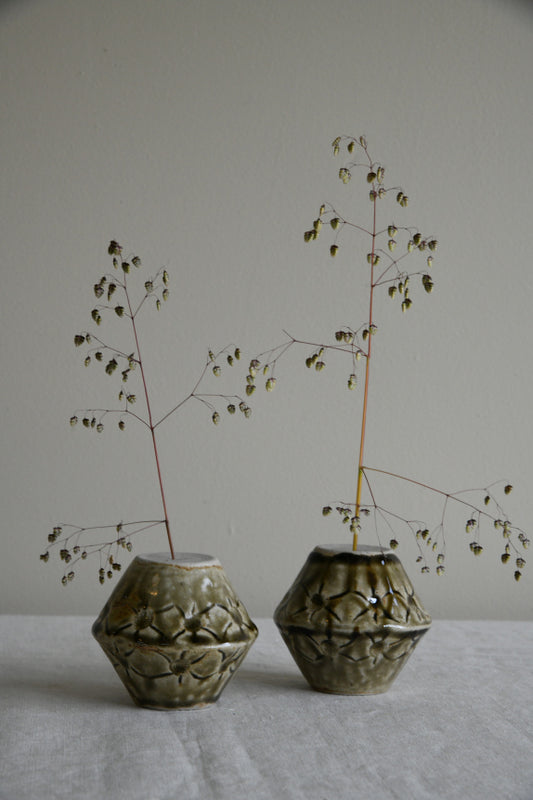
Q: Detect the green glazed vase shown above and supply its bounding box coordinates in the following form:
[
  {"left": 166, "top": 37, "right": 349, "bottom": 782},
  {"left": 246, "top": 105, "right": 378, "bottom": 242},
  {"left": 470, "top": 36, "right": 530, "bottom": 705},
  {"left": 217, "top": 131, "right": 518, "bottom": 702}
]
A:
[
  {"left": 92, "top": 553, "right": 258, "bottom": 709},
  {"left": 274, "top": 544, "right": 431, "bottom": 694}
]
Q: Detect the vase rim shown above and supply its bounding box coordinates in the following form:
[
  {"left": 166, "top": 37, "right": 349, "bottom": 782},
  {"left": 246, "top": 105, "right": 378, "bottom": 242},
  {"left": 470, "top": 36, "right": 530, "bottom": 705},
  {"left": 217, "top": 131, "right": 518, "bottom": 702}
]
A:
[
  {"left": 313, "top": 543, "right": 393, "bottom": 557},
  {"left": 135, "top": 552, "right": 221, "bottom": 568}
]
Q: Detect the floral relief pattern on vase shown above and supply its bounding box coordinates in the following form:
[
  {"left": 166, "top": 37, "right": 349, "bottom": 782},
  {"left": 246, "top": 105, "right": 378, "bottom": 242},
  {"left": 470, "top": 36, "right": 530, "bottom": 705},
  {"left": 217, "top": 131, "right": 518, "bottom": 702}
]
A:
[
  {"left": 92, "top": 553, "right": 258, "bottom": 709},
  {"left": 274, "top": 544, "right": 431, "bottom": 694}
]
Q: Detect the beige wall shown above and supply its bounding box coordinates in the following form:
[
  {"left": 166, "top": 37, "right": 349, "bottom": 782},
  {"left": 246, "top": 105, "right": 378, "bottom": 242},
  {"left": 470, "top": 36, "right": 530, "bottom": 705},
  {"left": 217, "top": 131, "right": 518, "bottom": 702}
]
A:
[{"left": 1, "top": 0, "right": 532, "bottom": 618}]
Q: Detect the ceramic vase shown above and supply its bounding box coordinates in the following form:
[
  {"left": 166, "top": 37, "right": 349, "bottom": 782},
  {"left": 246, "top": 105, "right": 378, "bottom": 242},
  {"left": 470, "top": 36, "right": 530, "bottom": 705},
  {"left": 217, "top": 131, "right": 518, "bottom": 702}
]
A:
[
  {"left": 274, "top": 544, "right": 431, "bottom": 694},
  {"left": 92, "top": 552, "right": 258, "bottom": 709}
]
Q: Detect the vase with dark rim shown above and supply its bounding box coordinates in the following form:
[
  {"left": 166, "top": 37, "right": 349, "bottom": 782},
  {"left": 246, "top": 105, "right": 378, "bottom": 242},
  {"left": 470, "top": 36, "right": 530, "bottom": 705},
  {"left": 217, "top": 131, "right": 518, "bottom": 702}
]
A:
[{"left": 274, "top": 544, "right": 431, "bottom": 694}]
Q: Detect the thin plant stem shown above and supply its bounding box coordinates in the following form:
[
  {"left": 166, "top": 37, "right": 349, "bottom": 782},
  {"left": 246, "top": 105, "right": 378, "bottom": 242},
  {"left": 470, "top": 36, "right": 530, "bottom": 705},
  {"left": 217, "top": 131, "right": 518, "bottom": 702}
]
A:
[
  {"left": 354, "top": 194, "right": 377, "bottom": 549},
  {"left": 124, "top": 275, "right": 175, "bottom": 558}
]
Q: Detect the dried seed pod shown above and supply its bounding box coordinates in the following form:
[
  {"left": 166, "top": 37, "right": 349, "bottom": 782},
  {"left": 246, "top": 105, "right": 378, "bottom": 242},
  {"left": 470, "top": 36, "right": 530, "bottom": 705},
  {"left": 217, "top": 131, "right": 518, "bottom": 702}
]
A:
[
  {"left": 388, "top": 285, "right": 397, "bottom": 299},
  {"left": 389, "top": 539, "right": 399, "bottom": 549},
  {"left": 347, "top": 374, "right": 357, "bottom": 390},
  {"left": 422, "top": 275, "right": 434, "bottom": 293},
  {"left": 212, "top": 411, "right": 220, "bottom": 425},
  {"left": 118, "top": 420, "right": 125, "bottom": 430},
  {"left": 246, "top": 384, "right": 255, "bottom": 396},
  {"left": 322, "top": 506, "right": 332, "bottom": 516},
  {"left": 132, "top": 256, "right": 141, "bottom": 268},
  {"left": 70, "top": 416, "right": 78, "bottom": 427},
  {"left": 265, "top": 378, "right": 276, "bottom": 391},
  {"left": 367, "top": 171, "right": 377, "bottom": 183},
  {"left": 212, "top": 365, "right": 221, "bottom": 377},
  {"left": 74, "top": 334, "right": 85, "bottom": 347},
  {"left": 330, "top": 244, "right": 339, "bottom": 257},
  {"left": 315, "top": 361, "right": 325, "bottom": 371},
  {"left": 504, "top": 484, "right": 513, "bottom": 495},
  {"left": 339, "top": 168, "right": 348, "bottom": 182},
  {"left": 227, "top": 404, "right": 236, "bottom": 414},
  {"left": 330, "top": 217, "right": 340, "bottom": 230},
  {"left": 388, "top": 239, "right": 396, "bottom": 252}
]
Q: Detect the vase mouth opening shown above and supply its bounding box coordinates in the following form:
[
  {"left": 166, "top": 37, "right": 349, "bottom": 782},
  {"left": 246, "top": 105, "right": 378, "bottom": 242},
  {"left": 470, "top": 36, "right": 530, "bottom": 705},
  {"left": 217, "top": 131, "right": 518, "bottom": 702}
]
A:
[
  {"left": 313, "top": 544, "right": 394, "bottom": 557},
  {"left": 135, "top": 552, "right": 221, "bottom": 568}
]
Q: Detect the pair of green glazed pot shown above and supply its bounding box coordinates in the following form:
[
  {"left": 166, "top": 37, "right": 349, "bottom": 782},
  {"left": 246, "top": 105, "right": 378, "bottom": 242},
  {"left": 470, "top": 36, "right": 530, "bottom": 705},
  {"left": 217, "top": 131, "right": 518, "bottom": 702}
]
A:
[{"left": 92, "top": 545, "right": 431, "bottom": 709}]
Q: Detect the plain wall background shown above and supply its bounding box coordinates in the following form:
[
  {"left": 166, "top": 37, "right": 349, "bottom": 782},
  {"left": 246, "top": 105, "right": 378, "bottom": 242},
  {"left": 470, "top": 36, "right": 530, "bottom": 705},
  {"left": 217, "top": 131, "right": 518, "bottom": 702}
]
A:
[{"left": 1, "top": 0, "right": 532, "bottom": 619}]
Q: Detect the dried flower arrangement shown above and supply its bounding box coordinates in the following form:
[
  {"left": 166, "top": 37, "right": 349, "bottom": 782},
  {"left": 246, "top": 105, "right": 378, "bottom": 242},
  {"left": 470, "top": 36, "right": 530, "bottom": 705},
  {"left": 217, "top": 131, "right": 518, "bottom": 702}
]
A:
[
  {"left": 40, "top": 241, "right": 251, "bottom": 584},
  {"left": 246, "top": 136, "right": 529, "bottom": 580}
]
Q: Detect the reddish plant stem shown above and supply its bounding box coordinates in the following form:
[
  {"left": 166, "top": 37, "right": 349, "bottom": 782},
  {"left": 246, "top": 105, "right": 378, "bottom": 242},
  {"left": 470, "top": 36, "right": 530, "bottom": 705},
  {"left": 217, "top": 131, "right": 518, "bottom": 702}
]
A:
[
  {"left": 353, "top": 194, "right": 377, "bottom": 550},
  {"left": 124, "top": 277, "right": 175, "bottom": 559}
]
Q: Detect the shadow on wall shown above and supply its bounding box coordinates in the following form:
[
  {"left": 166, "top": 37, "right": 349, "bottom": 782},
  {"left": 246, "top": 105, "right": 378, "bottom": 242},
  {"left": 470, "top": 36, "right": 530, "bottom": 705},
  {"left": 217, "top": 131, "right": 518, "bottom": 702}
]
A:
[{"left": 496, "top": 0, "right": 533, "bottom": 18}]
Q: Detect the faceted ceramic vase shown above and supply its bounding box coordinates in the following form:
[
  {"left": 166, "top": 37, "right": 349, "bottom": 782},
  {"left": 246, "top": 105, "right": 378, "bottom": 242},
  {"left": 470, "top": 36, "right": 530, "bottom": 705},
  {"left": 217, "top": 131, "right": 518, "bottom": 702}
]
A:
[
  {"left": 274, "top": 544, "right": 431, "bottom": 694},
  {"left": 92, "top": 552, "right": 258, "bottom": 709}
]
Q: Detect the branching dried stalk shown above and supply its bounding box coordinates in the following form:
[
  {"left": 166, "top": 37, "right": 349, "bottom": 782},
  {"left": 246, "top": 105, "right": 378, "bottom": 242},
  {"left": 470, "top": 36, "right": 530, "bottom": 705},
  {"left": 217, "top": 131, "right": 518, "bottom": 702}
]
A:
[
  {"left": 247, "top": 136, "right": 529, "bottom": 580},
  {"left": 42, "top": 241, "right": 251, "bottom": 584}
]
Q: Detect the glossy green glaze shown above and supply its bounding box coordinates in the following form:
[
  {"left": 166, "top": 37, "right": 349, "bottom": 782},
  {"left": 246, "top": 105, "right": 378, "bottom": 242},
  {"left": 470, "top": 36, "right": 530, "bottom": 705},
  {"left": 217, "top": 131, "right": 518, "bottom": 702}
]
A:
[
  {"left": 274, "top": 545, "right": 431, "bottom": 694},
  {"left": 93, "top": 553, "right": 258, "bottom": 709}
]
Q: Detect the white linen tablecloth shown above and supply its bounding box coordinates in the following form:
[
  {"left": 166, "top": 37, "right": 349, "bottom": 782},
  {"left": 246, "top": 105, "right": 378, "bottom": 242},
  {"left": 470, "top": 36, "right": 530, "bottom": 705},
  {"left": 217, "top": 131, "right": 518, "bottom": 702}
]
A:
[{"left": 0, "top": 616, "right": 531, "bottom": 800}]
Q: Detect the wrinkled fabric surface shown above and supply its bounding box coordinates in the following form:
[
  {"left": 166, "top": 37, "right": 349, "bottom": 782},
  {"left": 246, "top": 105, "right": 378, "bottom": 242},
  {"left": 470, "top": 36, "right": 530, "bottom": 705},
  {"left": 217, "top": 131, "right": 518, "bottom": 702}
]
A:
[{"left": 0, "top": 616, "right": 531, "bottom": 800}]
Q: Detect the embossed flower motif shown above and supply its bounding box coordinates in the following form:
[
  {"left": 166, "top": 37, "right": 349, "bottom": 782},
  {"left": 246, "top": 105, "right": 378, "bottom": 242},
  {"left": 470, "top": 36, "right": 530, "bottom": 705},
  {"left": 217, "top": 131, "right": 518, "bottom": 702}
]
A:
[{"left": 285, "top": 582, "right": 359, "bottom": 630}]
